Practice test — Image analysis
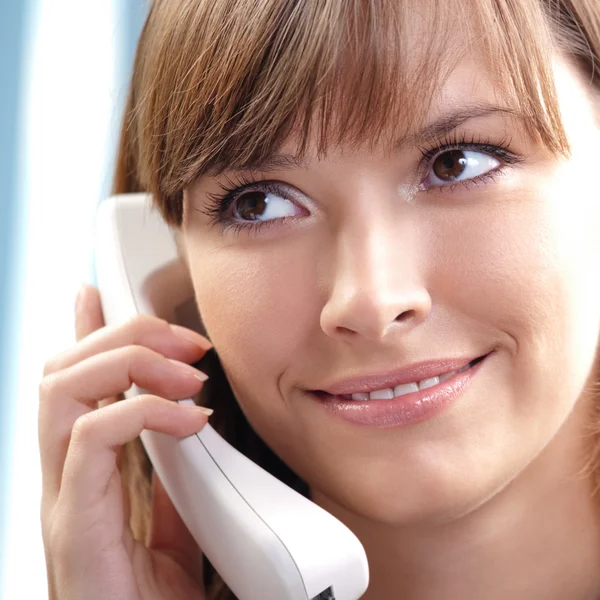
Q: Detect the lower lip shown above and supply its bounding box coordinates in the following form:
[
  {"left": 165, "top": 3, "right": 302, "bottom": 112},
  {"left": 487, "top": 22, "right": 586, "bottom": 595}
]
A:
[{"left": 308, "top": 355, "right": 488, "bottom": 428}]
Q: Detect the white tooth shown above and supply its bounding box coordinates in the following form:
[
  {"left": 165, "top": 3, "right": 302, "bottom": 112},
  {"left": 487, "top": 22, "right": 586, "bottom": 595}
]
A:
[
  {"left": 393, "top": 382, "right": 419, "bottom": 397},
  {"left": 369, "top": 388, "right": 395, "bottom": 400},
  {"left": 418, "top": 376, "right": 440, "bottom": 390},
  {"left": 351, "top": 392, "right": 370, "bottom": 401},
  {"left": 438, "top": 370, "right": 456, "bottom": 383}
]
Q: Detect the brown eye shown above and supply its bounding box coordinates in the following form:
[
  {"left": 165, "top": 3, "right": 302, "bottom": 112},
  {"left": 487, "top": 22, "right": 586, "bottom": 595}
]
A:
[
  {"left": 423, "top": 149, "right": 501, "bottom": 190},
  {"left": 235, "top": 191, "right": 268, "bottom": 220},
  {"left": 432, "top": 150, "right": 468, "bottom": 181},
  {"left": 230, "top": 187, "right": 301, "bottom": 223}
]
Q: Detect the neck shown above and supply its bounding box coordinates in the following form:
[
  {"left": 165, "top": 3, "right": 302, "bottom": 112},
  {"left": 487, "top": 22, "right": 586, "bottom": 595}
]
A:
[{"left": 313, "top": 398, "right": 600, "bottom": 600}]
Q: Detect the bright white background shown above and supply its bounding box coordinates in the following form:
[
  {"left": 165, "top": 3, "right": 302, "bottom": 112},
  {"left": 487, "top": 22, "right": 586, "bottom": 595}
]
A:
[{"left": 0, "top": 1, "right": 147, "bottom": 597}]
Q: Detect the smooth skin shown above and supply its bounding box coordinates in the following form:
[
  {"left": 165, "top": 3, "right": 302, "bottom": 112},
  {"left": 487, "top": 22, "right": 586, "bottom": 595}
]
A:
[
  {"left": 39, "top": 55, "right": 600, "bottom": 600},
  {"left": 39, "top": 284, "right": 213, "bottom": 600},
  {"left": 181, "top": 55, "right": 600, "bottom": 599}
]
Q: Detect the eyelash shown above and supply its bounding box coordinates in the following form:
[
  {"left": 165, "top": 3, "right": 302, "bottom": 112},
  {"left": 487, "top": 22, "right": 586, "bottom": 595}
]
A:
[{"left": 199, "top": 132, "right": 524, "bottom": 238}]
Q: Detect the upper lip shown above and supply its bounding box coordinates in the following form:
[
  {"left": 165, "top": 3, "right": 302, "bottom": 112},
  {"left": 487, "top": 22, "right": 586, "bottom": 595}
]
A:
[{"left": 313, "top": 356, "right": 484, "bottom": 396}]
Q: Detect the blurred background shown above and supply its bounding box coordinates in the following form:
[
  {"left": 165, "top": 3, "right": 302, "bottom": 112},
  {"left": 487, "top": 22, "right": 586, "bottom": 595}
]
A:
[{"left": 0, "top": 1, "right": 149, "bottom": 596}]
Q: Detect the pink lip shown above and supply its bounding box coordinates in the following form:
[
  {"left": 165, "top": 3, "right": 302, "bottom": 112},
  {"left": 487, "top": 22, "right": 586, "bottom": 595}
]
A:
[
  {"left": 309, "top": 354, "right": 489, "bottom": 428},
  {"left": 314, "top": 356, "right": 481, "bottom": 396}
]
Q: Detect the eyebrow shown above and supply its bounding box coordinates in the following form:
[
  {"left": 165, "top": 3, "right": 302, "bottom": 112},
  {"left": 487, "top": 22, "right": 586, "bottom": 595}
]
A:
[
  {"left": 220, "top": 102, "right": 523, "bottom": 174},
  {"left": 399, "top": 102, "right": 521, "bottom": 149}
]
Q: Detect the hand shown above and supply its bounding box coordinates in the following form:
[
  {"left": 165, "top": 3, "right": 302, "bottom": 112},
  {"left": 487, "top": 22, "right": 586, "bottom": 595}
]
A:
[{"left": 39, "top": 284, "right": 212, "bottom": 600}]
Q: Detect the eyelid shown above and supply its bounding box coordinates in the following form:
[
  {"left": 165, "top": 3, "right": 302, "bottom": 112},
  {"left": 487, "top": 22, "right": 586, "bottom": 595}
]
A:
[
  {"left": 200, "top": 132, "right": 525, "bottom": 235},
  {"left": 201, "top": 178, "right": 311, "bottom": 234},
  {"left": 416, "top": 134, "right": 524, "bottom": 191},
  {"left": 229, "top": 180, "right": 313, "bottom": 217},
  {"left": 418, "top": 132, "right": 516, "bottom": 165},
  {"left": 213, "top": 131, "right": 518, "bottom": 200}
]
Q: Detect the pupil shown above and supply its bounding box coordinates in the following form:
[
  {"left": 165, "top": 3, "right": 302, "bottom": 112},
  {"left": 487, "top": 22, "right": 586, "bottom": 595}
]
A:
[
  {"left": 237, "top": 191, "right": 267, "bottom": 220},
  {"left": 433, "top": 150, "right": 468, "bottom": 181}
]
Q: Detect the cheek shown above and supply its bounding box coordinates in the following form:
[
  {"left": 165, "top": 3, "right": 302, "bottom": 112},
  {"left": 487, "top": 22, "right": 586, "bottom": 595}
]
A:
[
  {"left": 188, "top": 238, "right": 319, "bottom": 411},
  {"left": 432, "top": 172, "right": 600, "bottom": 408}
]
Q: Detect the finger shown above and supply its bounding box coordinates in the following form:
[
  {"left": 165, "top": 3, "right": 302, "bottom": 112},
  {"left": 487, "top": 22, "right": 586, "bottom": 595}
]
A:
[
  {"left": 75, "top": 284, "right": 105, "bottom": 342},
  {"left": 148, "top": 472, "right": 204, "bottom": 587},
  {"left": 39, "top": 346, "right": 208, "bottom": 502},
  {"left": 74, "top": 283, "right": 123, "bottom": 415},
  {"left": 49, "top": 291, "right": 212, "bottom": 378},
  {"left": 59, "top": 396, "right": 212, "bottom": 510}
]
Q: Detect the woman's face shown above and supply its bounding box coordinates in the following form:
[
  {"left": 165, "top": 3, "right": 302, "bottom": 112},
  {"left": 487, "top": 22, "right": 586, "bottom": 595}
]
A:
[{"left": 182, "top": 53, "right": 600, "bottom": 526}]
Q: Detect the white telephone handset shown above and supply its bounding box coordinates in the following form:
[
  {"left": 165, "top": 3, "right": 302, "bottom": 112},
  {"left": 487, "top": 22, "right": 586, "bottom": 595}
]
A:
[{"left": 94, "top": 193, "right": 369, "bottom": 600}]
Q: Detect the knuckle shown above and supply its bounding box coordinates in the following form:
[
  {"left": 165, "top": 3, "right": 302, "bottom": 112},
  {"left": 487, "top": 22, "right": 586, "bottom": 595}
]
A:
[
  {"left": 42, "top": 358, "right": 56, "bottom": 377},
  {"left": 129, "top": 394, "right": 160, "bottom": 413},
  {"left": 127, "top": 394, "right": 145, "bottom": 409},
  {"left": 39, "top": 373, "right": 61, "bottom": 402},
  {"left": 70, "top": 412, "right": 99, "bottom": 443},
  {"left": 129, "top": 393, "right": 154, "bottom": 408},
  {"left": 125, "top": 343, "right": 162, "bottom": 364},
  {"left": 128, "top": 394, "right": 162, "bottom": 410},
  {"left": 128, "top": 313, "right": 168, "bottom": 336},
  {"left": 43, "top": 353, "right": 66, "bottom": 377}
]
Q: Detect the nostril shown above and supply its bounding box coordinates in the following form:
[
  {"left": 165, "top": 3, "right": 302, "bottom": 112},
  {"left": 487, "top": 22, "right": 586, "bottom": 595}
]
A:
[
  {"left": 334, "top": 326, "right": 358, "bottom": 336},
  {"left": 395, "top": 309, "right": 417, "bottom": 323}
]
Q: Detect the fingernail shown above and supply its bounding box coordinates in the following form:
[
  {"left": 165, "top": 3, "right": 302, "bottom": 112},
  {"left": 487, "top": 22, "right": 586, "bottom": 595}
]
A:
[
  {"left": 167, "top": 358, "right": 209, "bottom": 381},
  {"left": 169, "top": 324, "right": 213, "bottom": 350},
  {"left": 187, "top": 405, "right": 214, "bottom": 416}
]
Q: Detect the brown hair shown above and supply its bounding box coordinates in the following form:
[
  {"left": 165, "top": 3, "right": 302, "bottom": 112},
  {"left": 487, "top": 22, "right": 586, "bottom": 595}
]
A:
[{"left": 112, "top": 1, "right": 600, "bottom": 598}]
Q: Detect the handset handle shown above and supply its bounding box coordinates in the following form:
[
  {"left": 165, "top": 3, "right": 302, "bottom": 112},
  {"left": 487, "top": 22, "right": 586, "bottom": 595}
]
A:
[{"left": 95, "top": 194, "right": 369, "bottom": 600}]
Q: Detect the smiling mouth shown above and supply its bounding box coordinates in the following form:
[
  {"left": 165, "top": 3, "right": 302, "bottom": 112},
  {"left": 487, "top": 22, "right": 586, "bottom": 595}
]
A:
[{"left": 313, "top": 354, "right": 488, "bottom": 402}]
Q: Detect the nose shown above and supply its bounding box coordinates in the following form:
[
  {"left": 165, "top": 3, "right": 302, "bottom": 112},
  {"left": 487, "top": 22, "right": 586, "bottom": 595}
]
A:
[{"left": 319, "top": 220, "right": 432, "bottom": 343}]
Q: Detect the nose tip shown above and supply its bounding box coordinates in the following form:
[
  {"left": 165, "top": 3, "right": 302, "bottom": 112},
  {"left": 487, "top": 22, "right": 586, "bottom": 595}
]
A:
[
  {"left": 320, "top": 285, "right": 432, "bottom": 342},
  {"left": 318, "top": 206, "right": 432, "bottom": 343}
]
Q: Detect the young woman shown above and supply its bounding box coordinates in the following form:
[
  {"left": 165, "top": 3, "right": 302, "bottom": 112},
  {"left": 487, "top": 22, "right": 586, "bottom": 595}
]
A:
[{"left": 39, "top": 0, "right": 600, "bottom": 598}]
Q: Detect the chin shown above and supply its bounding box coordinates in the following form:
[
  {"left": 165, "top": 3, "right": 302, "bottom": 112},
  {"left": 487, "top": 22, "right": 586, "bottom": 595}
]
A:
[{"left": 317, "top": 463, "right": 518, "bottom": 529}]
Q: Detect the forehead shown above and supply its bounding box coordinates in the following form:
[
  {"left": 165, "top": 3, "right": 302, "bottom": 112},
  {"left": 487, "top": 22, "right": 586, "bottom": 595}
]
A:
[{"left": 548, "top": 56, "right": 600, "bottom": 147}]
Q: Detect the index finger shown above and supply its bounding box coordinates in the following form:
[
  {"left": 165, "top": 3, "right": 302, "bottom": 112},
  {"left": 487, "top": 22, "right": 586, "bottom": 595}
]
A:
[{"left": 45, "top": 285, "right": 212, "bottom": 376}]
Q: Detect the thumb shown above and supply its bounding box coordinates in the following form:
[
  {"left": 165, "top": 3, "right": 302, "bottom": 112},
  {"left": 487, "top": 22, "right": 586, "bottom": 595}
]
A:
[{"left": 148, "top": 471, "right": 204, "bottom": 586}]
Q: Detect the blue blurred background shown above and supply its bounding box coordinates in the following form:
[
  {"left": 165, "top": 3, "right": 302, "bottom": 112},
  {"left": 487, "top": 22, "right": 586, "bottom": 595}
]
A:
[{"left": 0, "top": 1, "right": 149, "bottom": 596}]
